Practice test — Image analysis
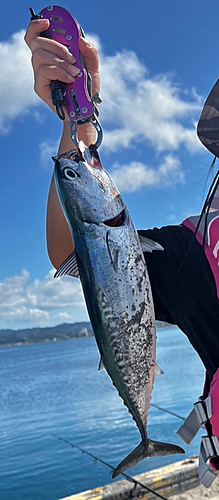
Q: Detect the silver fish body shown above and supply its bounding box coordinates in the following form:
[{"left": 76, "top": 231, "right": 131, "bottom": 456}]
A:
[{"left": 54, "top": 144, "right": 184, "bottom": 478}]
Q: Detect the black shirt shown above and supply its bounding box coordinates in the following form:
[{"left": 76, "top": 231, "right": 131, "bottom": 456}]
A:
[{"left": 138, "top": 224, "right": 219, "bottom": 379}]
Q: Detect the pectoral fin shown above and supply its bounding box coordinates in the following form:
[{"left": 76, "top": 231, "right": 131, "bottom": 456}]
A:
[
  {"left": 155, "top": 363, "right": 164, "bottom": 376},
  {"left": 98, "top": 357, "right": 105, "bottom": 371},
  {"left": 106, "top": 231, "right": 119, "bottom": 272},
  {"left": 54, "top": 251, "right": 80, "bottom": 278},
  {"left": 139, "top": 235, "right": 164, "bottom": 253}
]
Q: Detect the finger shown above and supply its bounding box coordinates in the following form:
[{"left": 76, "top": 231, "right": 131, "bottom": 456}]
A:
[
  {"left": 32, "top": 48, "right": 80, "bottom": 78},
  {"left": 31, "top": 36, "right": 76, "bottom": 64},
  {"left": 35, "top": 63, "right": 77, "bottom": 93},
  {"left": 24, "top": 19, "right": 50, "bottom": 48},
  {"left": 78, "top": 38, "right": 99, "bottom": 73},
  {"left": 78, "top": 38, "right": 100, "bottom": 95},
  {"left": 34, "top": 64, "right": 76, "bottom": 110},
  {"left": 25, "top": 19, "right": 76, "bottom": 65}
]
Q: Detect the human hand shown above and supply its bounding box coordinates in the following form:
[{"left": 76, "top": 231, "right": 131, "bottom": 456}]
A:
[{"left": 24, "top": 19, "right": 100, "bottom": 118}]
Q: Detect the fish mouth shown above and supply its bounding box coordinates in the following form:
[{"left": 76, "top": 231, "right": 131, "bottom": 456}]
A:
[{"left": 104, "top": 209, "right": 125, "bottom": 227}]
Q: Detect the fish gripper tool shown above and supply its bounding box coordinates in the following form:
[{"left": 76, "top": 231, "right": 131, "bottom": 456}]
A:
[{"left": 30, "top": 5, "right": 103, "bottom": 148}]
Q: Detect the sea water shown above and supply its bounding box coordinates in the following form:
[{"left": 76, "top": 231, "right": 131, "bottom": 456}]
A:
[{"left": 0, "top": 327, "right": 205, "bottom": 500}]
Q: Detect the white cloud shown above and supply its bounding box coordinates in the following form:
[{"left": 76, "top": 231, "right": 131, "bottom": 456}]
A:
[
  {"left": 110, "top": 154, "right": 184, "bottom": 192},
  {"left": 55, "top": 312, "right": 71, "bottom": 320},
  {"left": 0, "top": 30, "right": 39, "bottom": 132},
  {"left": 98, "top": 47, "right": 202, "bottom": 153},
  {"left": 39, "top": 139, "right": 59, "bottom": 167},
  {"left": 0, "top": 269, "right": 88, "bottom": 330},
  {"left": 26, "top": 270, "right": 84, "bottom": 309},
  {"left": 0, "top": 30, "right": 203, "bottom": 158},
  {"left": 0, "top": 270, "right": 29, "bottom": 308},
  {"left": 4, "top": 306, "right": 49, "bottom": 321}
]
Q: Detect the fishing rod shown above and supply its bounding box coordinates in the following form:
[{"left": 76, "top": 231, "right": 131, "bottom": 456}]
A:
[
  {"left": 52, "top": 433, "right": 170, "bottom": 500},
  {"left": 150, "top": 403, "right": 185, "bottom": 421},
  {"left": 107, "top": 382, "right": 186, "bottom": 422}
]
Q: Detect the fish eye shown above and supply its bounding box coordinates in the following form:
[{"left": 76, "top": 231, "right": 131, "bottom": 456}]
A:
[{"left": 63, "top": 168, "right": 78, "bottom": 180}]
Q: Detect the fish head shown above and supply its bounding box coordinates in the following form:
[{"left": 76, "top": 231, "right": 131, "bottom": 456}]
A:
[{"left": 53, "top": 142, "right": 125, "bottom": 227}]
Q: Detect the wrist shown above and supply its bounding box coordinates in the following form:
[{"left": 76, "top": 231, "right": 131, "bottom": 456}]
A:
[
  {"left": 58, "top": 119, "right": 97, "bottom": 155},
  {"left": 78, "top": 122, "right": 97, "bottom": 146}
]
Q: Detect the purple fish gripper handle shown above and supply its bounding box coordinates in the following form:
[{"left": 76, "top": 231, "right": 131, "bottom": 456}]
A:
[{"left": 40, "top": 5, "right": 102, "bottom": 148}]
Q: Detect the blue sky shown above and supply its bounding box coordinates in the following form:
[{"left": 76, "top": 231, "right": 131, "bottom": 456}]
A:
[{"left": 0, "top": 0, "right": 218, "bottom": 330}]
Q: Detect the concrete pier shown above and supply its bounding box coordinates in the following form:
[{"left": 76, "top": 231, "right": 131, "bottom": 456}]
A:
[{"left": 59, "top": 455, "right": 218, "bottom": 500}]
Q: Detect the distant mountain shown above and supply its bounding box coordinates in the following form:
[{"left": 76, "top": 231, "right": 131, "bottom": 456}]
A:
[
  {"left": 0, "top": 322, "right": 93, "bottom": 348},
  {"left": 0, "top": 320, "right": 169, "bottom": 348}
]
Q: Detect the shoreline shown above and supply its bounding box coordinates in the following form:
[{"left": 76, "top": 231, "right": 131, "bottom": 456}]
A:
[
  {"left": 0, "top": 322, "right": 171, "bottom": 349},
  {"left": 0, "top": 335, "right": 94, "bottom": 349}
]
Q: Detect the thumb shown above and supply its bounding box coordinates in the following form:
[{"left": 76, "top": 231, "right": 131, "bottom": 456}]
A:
[
  {"left": 78, "top": 37, "right": 99, "bottom": 73},
  {"left": 24, "top": 19, "right": 50, "bottom": 48}
]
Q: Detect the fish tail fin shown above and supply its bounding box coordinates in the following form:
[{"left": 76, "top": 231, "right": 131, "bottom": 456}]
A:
[{"left": 112, "top": 439, "right": 184, "bottom": 478}]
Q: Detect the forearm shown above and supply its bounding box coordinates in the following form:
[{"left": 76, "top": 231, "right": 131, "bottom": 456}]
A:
[
  {"left": 58, "top": 119, "right": 97, "bottom": 154},
  {"left": 25, "top": 18, "right": 100, "bottom": 270},
  {"left": 47, "top": 120, "right": 97, "bottom": 269}
]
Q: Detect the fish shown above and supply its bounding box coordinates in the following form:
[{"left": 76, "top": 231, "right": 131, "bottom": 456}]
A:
[{"left": 53, "top": 142, "right": 184, "bottom": 478}]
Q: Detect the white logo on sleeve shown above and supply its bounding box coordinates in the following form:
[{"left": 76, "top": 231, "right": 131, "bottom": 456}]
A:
[{"left": 208, "top": 215, "right": 219, "bottom": 265}]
